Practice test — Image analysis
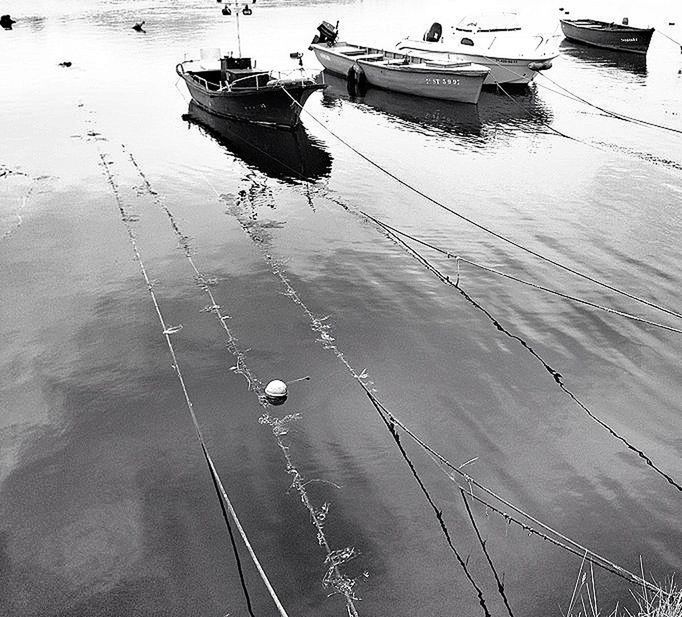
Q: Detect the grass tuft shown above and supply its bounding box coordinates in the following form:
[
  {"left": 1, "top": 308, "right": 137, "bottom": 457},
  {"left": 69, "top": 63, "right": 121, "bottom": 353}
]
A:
[{"left": 566, "top": 560, "right": 681, "bottom": 617}]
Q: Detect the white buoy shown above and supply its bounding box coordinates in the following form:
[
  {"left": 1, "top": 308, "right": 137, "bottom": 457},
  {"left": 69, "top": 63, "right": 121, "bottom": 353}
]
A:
[{"left": 265, "top": 380, "right": 288, "bottom": 405}]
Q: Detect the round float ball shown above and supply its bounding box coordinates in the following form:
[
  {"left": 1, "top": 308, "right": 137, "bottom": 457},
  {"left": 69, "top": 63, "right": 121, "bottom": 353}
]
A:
[{"left": 265, "top": 380, "right": 288, "bottom": 405}]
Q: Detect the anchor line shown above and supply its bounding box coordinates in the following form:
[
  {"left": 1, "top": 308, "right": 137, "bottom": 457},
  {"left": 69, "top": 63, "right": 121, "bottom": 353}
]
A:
[
  {"left": 123, "top": 146, "right": 362, "bottom": 617},
  {"left": 361, "top": 212, "right": 682, "bottom": 334},
  {"left": 492, "top": 81, "right": 611, "bottom": 154},
  {"left": 367, "top": 394, "right": 493, "bottom": 617},
  {"left": 460, "top": 489, "right": 517, "bottom": 617},
  {"left": 369, "top": 213, "right": 682, "bottom": 493},
  {"left": 465, "top": 51, "right": 682, "bottom": 136},
  {"left": 492, "top": 78, "right": 682, "bottom": 172},
  {"left": 90, "top": 143, "right": 291, "bottom": 617},
  {"left": 226, "top": 189, "right": 492, "bottom": 615},
  {"left": 368, "top": 391, "right": 667, "bottom": 596},
  {"left": 221, "top": 187, "right": 667, "bottom": 601},
  {"left": 654, "top": 28, "right": 682, "bottom": 49},
  {"left": 279, "top": 87, "right": 682, "bottom": 321},
  {"left": 537, "top": 72, "right": 682, "bottom": 136},
  {"left": 203, "top": 441, "right": 258, "bottom": 617}
]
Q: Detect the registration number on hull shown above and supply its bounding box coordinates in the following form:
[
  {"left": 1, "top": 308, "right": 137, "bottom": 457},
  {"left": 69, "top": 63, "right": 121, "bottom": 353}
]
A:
[{"left": 425, "top": 78, "right": 461, "bottom": 85}]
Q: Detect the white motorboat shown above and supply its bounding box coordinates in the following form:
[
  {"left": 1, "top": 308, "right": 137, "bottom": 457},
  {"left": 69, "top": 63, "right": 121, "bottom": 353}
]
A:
[{"left": 395, "top": 11, "right": 560, "bottom": 86}]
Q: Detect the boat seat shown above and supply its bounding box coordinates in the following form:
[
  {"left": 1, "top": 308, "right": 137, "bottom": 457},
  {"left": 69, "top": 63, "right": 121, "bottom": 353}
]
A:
[
  {"left": 424, "top": 60, "right": 470, "bottom": 68},
  {"left": 337, "top": 47, "right": 371, "bottom": 56},
  {"left": 355, "top": 53, "right": 385, "bottom": 61}
]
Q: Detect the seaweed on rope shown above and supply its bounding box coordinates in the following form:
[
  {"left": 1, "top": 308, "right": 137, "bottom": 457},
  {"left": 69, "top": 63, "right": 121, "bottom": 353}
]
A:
[
  {"left": 121, "top": 141, "right": 364, "bottom": 617},
  {"left": 217, "top": 175, "right": 670, "bottom": 600}
]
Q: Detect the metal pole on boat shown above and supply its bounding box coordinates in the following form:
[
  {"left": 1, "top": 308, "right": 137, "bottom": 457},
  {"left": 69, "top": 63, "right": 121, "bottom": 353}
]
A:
[{"left": 235, "top": 4, "right": 242, "bottom": 57}]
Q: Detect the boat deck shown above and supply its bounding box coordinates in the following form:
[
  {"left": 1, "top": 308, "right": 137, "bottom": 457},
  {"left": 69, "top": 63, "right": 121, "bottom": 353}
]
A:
[{"left": 328, "top": 43, "right": 476, "bottom": 70}]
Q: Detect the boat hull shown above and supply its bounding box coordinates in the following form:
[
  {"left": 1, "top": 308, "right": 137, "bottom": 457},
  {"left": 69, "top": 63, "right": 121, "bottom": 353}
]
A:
[
  {"left": 311, "top": 44, "right": 488, "bottom": 103},
  {"left": 358, "top": 61, "right": 485, "bottom": 104},
  {"left": 560, "top": 20, "right": 654, "bottom": 55},
  {"left": 178, "top": 69, "right": 325, "bottom": 128},
  {"left": 394, "top": 41, "right": 554, "bottom": 85}
]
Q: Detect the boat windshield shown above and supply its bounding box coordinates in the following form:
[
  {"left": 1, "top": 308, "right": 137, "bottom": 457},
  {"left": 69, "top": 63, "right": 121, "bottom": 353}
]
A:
[{"left": 454, "top": 11, "right": 522, "bottom": 33}]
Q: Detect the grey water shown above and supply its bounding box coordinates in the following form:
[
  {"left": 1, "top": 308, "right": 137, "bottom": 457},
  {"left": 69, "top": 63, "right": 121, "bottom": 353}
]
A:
[{"left": 1, "top": 0, "right": 681, "bottom": 615}]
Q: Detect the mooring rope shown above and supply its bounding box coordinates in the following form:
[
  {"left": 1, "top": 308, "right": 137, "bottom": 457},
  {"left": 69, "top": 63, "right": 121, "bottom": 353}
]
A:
[
  {"left": 125, "top": 147, "right": 363, "bottom": 617},
  {"left": 223, "top": 184, "right": 493, "bottom": 615},
  {"left": 217, "top": 183, "right": 668, "bottom": 601},
  {"left": 280, "top": 88, "right": 682, "bottom": 321},
  {"left": 536, "top": 72, "right": 682, "bottom": 136},
  {"left": 460, "top": 489, "right": 517, "bottom": 617},
  {"left": 304, "top": 190, "right": 682, "bottom": 494},
  {"left": 368, "top": 214, "right": 682, "bottom": 493},
  {"left": 362, "top": 212, "right": 682, "bottom": 334},
  {"left": 368, "top": 394, "right": 493, "bottom": 617},
  {"left": 459, "top": 50, "right": 682, "bottom": 136},
  {"left": 655, "top": 28, "right": 682, "bottom": 50},
  {"left": 88, "top": 140, "right": 291, "bottom": 617},
  {"left": 368, "top": 391, "right": 667, "bottom": 596}
]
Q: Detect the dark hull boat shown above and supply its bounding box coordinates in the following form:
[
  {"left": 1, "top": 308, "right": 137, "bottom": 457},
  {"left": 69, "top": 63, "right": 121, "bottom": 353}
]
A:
[
  {"left": 560, "top": 19, "right": 654, "bottom": 55},
  {"left": 176, "top": 56, "right": 326, "bottom": 128},
  {"left": 183, "top": 100, "right": 332, "bottom": 182}
]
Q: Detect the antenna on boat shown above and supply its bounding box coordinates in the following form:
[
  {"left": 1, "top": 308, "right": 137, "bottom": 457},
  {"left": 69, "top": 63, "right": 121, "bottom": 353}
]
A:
[{"left": 216, "top": 0, "right": 255, "bottom": 57}]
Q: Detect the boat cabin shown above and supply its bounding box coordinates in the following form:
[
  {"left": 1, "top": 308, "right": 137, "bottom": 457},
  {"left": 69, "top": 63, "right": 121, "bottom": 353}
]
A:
[
  {"left": 187, "top": 56, "right": 270, "bottom": 91},
  {"left": 220, "top": 56, "right": 270, "bottom": 88}
]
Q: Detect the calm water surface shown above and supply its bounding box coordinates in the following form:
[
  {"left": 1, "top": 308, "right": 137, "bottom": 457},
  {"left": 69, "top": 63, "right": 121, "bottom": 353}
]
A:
[{"left": 1, "top": 1, "right": 681, "bottom": 616}]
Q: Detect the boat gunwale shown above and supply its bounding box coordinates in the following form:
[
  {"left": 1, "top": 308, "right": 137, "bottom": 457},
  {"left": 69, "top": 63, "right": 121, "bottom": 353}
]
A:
[
  {"left": 313, "top": 43, "right": 489, "bottom": 75},
  {"left": 559, "top": 19, "right": 654, "bottom": 34}
]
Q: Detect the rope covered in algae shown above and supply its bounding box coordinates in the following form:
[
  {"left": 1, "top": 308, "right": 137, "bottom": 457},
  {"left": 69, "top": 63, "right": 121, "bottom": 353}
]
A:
[
  {"left": 219, "top": 179, "right": 669, "bottom": 600},
  {"left": 126, "top": 147, "right": 362, "bottom": 617},
  {"left": 89, "top": 139, "right": 291, "bottom": 616}
]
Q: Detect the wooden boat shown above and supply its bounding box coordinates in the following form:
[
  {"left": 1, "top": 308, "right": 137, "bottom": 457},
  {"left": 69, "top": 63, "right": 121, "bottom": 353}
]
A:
[
  {"left": 176, "top": 56, "right": 325, "bottom": 128},
  {"left": 560, "top": 19, "right": 655, "bottom": 55},
  {"left": 310, "top": 25, "right": 490, "bottom": 104},
  {"left": 395, "top": 12, "right": 560, "bottom": 86},
  {"left": 177, "top": 1, "right": 325, "bottom": 128}
]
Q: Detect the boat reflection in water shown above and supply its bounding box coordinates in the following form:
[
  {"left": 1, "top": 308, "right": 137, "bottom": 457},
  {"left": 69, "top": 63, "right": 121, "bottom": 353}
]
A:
[
  {"left": 321, "top": 71, "right": 482, "bottom": 136},
  {"left": 559, "top": 40, "right": 647, "bottom": 76},
  {"left": 182, "top": 101, "right": 332, "bottom": 183},
  {"left": 321, "top": 71, "right": 552, "bottom": 140}
]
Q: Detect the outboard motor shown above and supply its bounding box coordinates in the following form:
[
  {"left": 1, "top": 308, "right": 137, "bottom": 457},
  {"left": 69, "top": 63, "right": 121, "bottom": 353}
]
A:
[{"left": 311, "top": 20, "right": 338, "bottom": 46}]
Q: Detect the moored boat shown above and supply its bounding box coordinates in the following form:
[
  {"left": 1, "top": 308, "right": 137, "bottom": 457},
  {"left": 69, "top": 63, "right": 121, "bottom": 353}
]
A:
[
  {"left": 310, "top": 24, "right": 489, "bottom": 104},
  {"left": 395, "top": 11, "right": 560, "bottom": 86},
  {"left": 560, "top": 18, "right": 654, "bottom": 55},
  {"left": 176, "top": 55, "right": 325, "bottom": 128},
  {"left": 177, "top": 1, "right": 326, "bottom": 128}
]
